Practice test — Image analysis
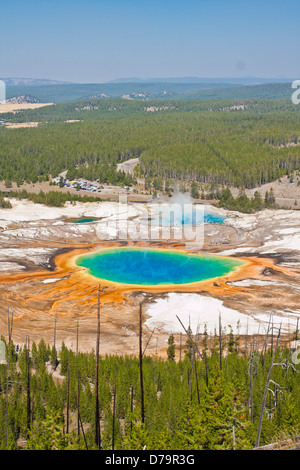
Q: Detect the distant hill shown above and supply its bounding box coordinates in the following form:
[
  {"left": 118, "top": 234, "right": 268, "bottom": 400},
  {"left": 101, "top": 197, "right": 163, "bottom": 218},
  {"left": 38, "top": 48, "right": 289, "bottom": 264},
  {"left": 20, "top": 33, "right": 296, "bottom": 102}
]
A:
[
  {"left": 108, "top": 76, "right": 295, "bottom": 85},
  {"left": 5, "top": 82, "right": 236, "bottom": 103},
  {"left": 1, "top": 78, "right": 73, "bottom": 87},
  {"left": 4, "top": 81, "right": 295, "bottom": 104},
  {"left": 2, "top": 95, "right": 41, "bottom": 104},
  {"left": 178, "top": 82, "right": 294, "bottom": 101}
]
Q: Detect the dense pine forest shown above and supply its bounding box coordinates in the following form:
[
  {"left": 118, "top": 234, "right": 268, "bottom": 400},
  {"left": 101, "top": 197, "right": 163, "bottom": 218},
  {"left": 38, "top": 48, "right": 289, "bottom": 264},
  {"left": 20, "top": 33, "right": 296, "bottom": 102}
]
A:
[
  {"left": 1, "top": 325, "right": 299, "bottom": 450},
  {"left": 0, "top": 99, "right": 299, "bottom": 190}
]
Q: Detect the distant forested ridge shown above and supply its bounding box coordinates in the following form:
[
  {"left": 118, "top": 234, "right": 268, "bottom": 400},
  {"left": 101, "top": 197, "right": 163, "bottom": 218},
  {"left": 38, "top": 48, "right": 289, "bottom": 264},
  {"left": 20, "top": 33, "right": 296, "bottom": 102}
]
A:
[
  {"left": 0, "top": 98, "right": 299, "bottom": 189},
  {"left": 4, "top": 81, "right": 294, "bottom": 103},
  {"left": 179, "top": 83, "right": 295, "bottom": 101}
]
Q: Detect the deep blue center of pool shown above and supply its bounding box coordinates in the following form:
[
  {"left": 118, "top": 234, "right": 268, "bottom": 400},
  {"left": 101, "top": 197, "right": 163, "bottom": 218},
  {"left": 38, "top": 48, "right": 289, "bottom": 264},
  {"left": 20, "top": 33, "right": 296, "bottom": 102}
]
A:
[
  {"left": 151, "top": 207, "right": 226, "bottom": 226},
  {"left": 76, "top": 248, "right": 243, "bottom": 285}
]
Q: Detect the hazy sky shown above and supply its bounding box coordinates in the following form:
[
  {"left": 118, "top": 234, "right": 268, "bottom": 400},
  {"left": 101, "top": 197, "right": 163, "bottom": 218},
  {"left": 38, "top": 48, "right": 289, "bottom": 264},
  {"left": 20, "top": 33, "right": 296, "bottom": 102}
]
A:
[{"left": 1, "top": 0, "right": 299, "bottom": 83}]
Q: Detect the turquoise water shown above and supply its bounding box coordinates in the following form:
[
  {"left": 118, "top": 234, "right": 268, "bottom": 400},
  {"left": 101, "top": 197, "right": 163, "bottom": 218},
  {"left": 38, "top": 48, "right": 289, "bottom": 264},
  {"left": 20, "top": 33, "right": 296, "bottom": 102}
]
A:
[
  {"left": 68, "top": 217, "right": 99, "bottom": 224},
  {"left": 201, "top": 210, "right": 226, "bottom": 224},
  {"left": 152, "top": 207, "right": 226, "bottom": 226},
  {"left": 76, "top": 247, "right": 244, "bottom": 285}
]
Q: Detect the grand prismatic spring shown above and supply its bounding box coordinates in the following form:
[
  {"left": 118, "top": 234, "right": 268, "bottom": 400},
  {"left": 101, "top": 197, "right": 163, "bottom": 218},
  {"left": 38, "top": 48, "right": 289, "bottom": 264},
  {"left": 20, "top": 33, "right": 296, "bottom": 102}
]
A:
[
  {"left": 75, "top": 247, "right": 244, "bottom": 286},
  {"left": 0, "top": 198, "right": 299, "bottom": 356}
]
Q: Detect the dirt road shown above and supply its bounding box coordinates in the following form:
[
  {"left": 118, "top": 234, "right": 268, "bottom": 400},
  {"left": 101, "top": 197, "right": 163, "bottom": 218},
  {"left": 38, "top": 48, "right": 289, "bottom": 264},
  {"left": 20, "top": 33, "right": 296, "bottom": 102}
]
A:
[{"left": 116, "top": 158, "right": 140, "bottom": 175}]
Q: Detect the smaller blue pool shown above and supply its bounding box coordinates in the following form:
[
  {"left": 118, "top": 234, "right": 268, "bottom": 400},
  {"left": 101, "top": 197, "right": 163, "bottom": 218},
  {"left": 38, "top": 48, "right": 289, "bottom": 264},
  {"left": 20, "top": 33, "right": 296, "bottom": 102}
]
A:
[
  {"left": 67, "top": 217, "right": 99, "bottom": 224},
  {"left": 151, "top": 206, "right": 226, "bottom": 226}
]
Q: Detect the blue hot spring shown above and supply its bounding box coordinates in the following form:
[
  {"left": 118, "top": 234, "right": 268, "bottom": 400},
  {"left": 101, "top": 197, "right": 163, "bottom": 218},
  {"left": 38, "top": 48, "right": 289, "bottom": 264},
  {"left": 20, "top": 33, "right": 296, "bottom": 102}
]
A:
[
  {"left": 151, "top": 206, "right": 226, "bottom": 226},
  {"left": 67, "top": 217, "right": 99, "bottom": 224},
  {"left": 76, "top": 247, "right": 244, "bottom": 286}
]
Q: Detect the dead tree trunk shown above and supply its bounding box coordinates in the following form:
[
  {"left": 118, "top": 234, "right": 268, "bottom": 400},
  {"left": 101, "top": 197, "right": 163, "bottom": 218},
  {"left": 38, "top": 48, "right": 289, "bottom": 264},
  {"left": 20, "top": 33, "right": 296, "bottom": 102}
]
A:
[
  {"left": 26, "top": 336, "right": 31, "bottom": 436},
  {"left": 248, "top": 336, "right": 254, "bottom": 423},
  {"left": 261, "top": 316, "right": 272, "bottom": 377},
  {"left": 79, "top": 412, "right": 88, "bottom": 450},
  {"left": 139, "top": 302, "right": 145, "bottom": 424},
  {"left": 112, "top": 384, "right": 116, "bottom": 450},
  {"left": 189, "top": 347, "right": 194, "bottom": 400},
  {"left": 66, "top": 354, "right": 70, "bottom": 434},
  {"left": 76, "top": 317, "right": 80, "bottom": 437},
  {"left": 179, "top": 332, "right": 182, "bottom": 362},
  {"left": 5, "top": 307, "right": 13, "bottom": 447},
  {"left": 130, "top": 386, "right": 134, "bottom": 432},
  {"left": 194, "top": 352, "right": 200, "bottom": 405},
  {"left": 232, "top": 396, "right": 237, "bottom": 450},
  {"left": 219, "top": 313, "right": 222, "bottom": 371},
  {"left": 94, "top": 284, "right": 101, "bottom": 449},
  {"left": 270, "top": 317, "right": 274, "bottom": 356},
  {"left": 52, "top": 314, "right": 58, "bottom": 369},
  {"left": 176, "top": 315, "right": 210, "bottom": 374},
  {"left": 255, "top": 325, "right": 281, "bottom": 448}
]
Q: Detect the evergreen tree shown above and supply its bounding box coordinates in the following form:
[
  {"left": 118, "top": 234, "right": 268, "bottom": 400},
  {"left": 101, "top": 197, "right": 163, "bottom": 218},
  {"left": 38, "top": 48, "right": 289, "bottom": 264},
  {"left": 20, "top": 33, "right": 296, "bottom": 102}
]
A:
[{"left": 167, "top": 335, "right": 176, "bottom": 361}]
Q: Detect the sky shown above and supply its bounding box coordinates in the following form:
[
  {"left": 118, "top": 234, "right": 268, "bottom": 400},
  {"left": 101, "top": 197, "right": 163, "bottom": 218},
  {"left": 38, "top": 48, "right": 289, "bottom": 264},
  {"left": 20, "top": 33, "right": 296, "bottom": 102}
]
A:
[{"left": 0, "top": 0, "right": 299, "bottom": 83}]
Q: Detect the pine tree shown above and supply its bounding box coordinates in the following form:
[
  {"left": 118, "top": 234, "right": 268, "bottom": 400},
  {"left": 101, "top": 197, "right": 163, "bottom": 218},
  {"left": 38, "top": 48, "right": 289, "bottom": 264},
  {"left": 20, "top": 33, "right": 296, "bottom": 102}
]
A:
[{"left": 167, "top": 335, "right": 176, "bottom": 361}]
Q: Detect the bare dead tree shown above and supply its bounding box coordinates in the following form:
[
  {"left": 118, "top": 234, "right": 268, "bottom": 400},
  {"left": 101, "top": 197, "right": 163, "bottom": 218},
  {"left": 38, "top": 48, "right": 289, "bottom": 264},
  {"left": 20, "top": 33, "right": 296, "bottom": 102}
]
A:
[
  {"left": 94, "top": 284, "right": 101, "bottom": 449},
  {"left": 244, "top": 319, "right": 249, "bottom": 357},
  {"left": 7, "top": 306, "right": 13, "bottom": 342},
  {"left": 5, "top": 307, "right": 13, "bottom": 447},
  {"left": 76, "top": 316, "right": 79, "bottom": 356},
  {"left": 219, "top": 313, "right": 223, "bottom": 370},
  {"left": 255, "top": 325, "right": 281, "bottom": 448},
  {"left": 66, "top": 354, "right": 70, "bottom": 434},
  {"left": 236, "top": 320, "right": 241, "bottom": 356},
  {"left": 76, "top": 317, "right": 80, "bottom": 437},
  {"left": 265, "top": 379, "right": 283, "bottom": 420},
  {"left": 53, "top": 314, "right": 57, "bottom": 349},
  {"left": 232, "top": 396, "right": 237, "bottom": 450},
  {"left": 189, "top": 346, "right": 194, "bottom": 399},
  {"left": 179, "top": 332, "right": 182, "bottom": 362},
  {"left": 52, "top": 314, "right": 58, "bottom": 369},
  {"left": 112, "top": 383, "right": 116, "bottom": 450},
  {"left": 262, "top": 316, "right": 272, "bottom": 377},
  {"left": 26, "top": 335, "right": 31, "bottom": 436},
  {"left": 78, "top": 412, "right": 88, "bottom": 450},
  {"left": 153, "top": 338, "right": 158, "bottom": 385},
  {"left": 193, "top": 350, "right": 200, "bottom": 405},
  {"left": 270, "top": 317, "right": 274, "bottom": 355},
  {"left": 248, "top": 336, "right": 255, "bottom": 423},
  {"left": 139, "top": 302, "right": 145, "bottom": 424},
  {"left": 130, "top": 386, "right": 134, "bottom": 432},
  {"left": 176, "top": 315, "right": 210, "bottom": 373},
  {"left": 142, "top": 326, "right": 156, "bottom": 357}
]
